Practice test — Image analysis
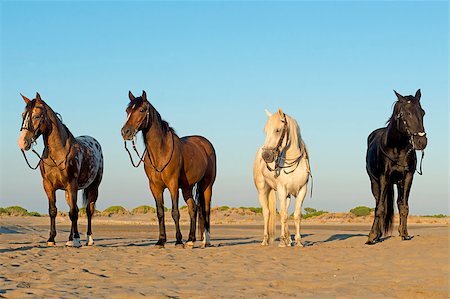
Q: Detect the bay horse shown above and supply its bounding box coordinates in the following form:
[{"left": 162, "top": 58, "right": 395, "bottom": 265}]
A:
[
  {"left": 366, "top": 89, "right": 427, "bottom": 245},
  {"left": 121, "top": 90, "right": 216, "bottom": 248},
  {"left": 18, "top": 93, "right": 104, "bottom": 247},
  {"left": 253, "top": 108, "right": 312, "bottom": 247}
]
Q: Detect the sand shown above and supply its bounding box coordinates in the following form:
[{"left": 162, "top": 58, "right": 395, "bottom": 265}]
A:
[{"left": 1, "top": 214, "right": 449, "bottom": 298}]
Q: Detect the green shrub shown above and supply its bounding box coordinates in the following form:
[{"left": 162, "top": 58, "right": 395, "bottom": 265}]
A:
[
  {"left": 132, "top": 205, "right": 156, "bottom": 214},
  {"left": 5, "top": 206, "right": 29, "bottom": 216},
  {"left": 219, "top": 206, "right": 230, "bottom": 211},
  {"left": 350, "top": 206, "right": 374, "bottom": 217},
  {"left": 28, "top": 211, "right": 41, "bottom": 217},
  {"left": 423, "top": 214, "right": 447, "bottom": 218},
  {"left": 248, "top": 207, "right": 262, "bottom": 214},
  {"left": 180, "top": 205, "right": 188, "bottom": 210},
  {"left": 0, "top": 207, "right": 8, "bottom": 215},
  {"left": 78, "top": 207, "right": 87, "bottom": 215},
  {"left": 103, "top": 206, "right": 129, "bottom": 215},
  {"left": 302, "top": 207, "right": 328, "bottom": 219}
]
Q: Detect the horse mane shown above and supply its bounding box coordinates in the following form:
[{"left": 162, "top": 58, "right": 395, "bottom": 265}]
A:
[
  {"left": 285, "top": 114, "right": 303, "bottom": 150},
  {"left": 26, "top": 98, "right": 75, "bottom": 139},
  {"left": 386, "top": 96, "right": 417, "bottom": 126},
  {"left": 128, "top": 97, "right": 176, "bottom": 135}
]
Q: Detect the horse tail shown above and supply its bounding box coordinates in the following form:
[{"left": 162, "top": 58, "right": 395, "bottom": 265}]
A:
[
  {"left": 383, "top": 184, "right": 394, "bottom": 235},
  {"left": 82, "top": 189, "right": 89, "bottom": 209},
  {"left": 268, "top": 189, "right": 276, "bottom": 244},
  {"left": 194, "top": 183, "right": 203, "bottom": 237}
]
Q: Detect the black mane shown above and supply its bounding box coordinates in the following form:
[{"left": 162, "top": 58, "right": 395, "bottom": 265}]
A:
[{"left": 128, "top": 97, "right": 176, "bottom": 135}]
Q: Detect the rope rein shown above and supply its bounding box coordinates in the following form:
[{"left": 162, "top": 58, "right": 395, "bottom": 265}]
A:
[{"left": 124, "top": 107, "right": 175, "bottom": 172}]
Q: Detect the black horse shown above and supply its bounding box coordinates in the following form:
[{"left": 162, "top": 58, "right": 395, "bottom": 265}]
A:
[{"left": 366, "top": 89, "right": 427, "bottom": 245}]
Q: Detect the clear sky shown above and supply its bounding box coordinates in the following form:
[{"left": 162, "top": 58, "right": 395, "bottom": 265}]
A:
[{"left": 0, "top": 1, "right": 448, "bottom": 215}]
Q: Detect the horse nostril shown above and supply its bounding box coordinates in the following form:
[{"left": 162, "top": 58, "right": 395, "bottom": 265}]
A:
[{"left": 121, "top": 128, "right": 130, "bottom": 136}]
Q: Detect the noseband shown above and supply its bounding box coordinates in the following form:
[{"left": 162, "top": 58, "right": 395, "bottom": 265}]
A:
[
  {"left": 20, "top": 108, "right": 69, "bottom": 170},
  {"left": 395, "top": 107, "right": 426, "bottom": 150},
  {"left": 380, "top": 104, "right": 425, "bottom": 175},
  {"left": 124, "top": 106, "right": 175, "bottom": 172},
  {"left": 263, "top": 114, "right": 303, "bottom": 176}
]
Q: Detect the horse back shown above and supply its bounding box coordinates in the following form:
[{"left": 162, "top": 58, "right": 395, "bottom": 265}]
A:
[
  {"left": 179, "top": 135, "right": 216, "bottom": 185},
  {"left": 75, "top": 136, "right": 104, "bottom": 189},
  {"left": 366, "top": 128, "right": 385, "bottom": 180}
]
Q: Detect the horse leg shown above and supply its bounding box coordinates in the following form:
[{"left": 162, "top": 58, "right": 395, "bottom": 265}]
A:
[
  {"left": 293, "top": 185, "right": 307, "bottom": 247},
  {"left": 278, "top": 189, "right": 291, "bottom": 247},
  {"left": 84, "top": 185, "right": 99, "bottom": 246},
  {"left": 201, "top": 183, "right": 213, "bottom": 248},
  {"left": 150, "top": 184, "right": 166, "bottom": 248},
  {"left": 43, "top": 183, "right": 57, "bottom": 246},
  {"left": 397, "top": 173, "right": 414, "bottom": 240},
  {"left": 197, "top": 187, "right": 205, "bottom": 243},
  {"left": 182, "top": 187, "right": 197, "bottom": 248},
  {"left": 65, "top": 185, "right": 81, "bottom": 248},
  {"left": 367, "top": 176, "right": 387, "bottom": 245},
  {"left": 257, "top": 186, "right": 271, "bottom": 246},
  {"left": 169, "top": 186, "right": 183, "bottom": 247}
]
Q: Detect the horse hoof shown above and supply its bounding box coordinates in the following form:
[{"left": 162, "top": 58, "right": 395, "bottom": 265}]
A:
[
  {"left": 201, "top": 243, "right": 211, "bottom": 249},
  {"left": 175, "top": 243, "right": 185, "bottom": 249},
  {"left": 86, "top": 236, "right": 94, "bottom": 246},
  {"left": 47, "top": 241, "right": 56, "bottom": 247},
  {"left": 155, "top": 244, "right": 165, "bottom": 249},
  {"left": 401, "top": 236, "right": 413, "bottom": 241},
  {"left": 66, "top": 239, "right": 82, "bottom": 248},
  {"left": 365, "top": 240, "right": 377, "bottom": 245},
  {"left": 185, "top": 241, "right": 195, "bottom": 248},
  {"left": 261, "top": 241, "right": 269, "bottom": 246},
  {"left": 295, "top": 241, "right": 304, "bottom": 247}
]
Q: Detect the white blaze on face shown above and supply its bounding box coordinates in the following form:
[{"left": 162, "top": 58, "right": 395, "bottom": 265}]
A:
[{"left": 18, "top": 113, "right": 30, "bottom": 150}]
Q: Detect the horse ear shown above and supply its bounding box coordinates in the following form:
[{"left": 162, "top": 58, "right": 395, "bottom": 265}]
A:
[
  {"left": 142, "top": 90, "right": 147, "bottom": 101},
  {"left": 265, "top": 109, "right": 272, "bottom": 117},
  {"left": 128, "top": 90, "right": 135, "bottom": 101},
  {"left": 394, "top": 90, "right": 406, "bottom": 102},
  {"left": 415, "top": 89, "right": 421, "bottom": 101},
  {"left": 20, "top": 93, "right": 30, "bottom": 104},
  {"left": 278, "top": 108, "right": 284, "bottom": 116},
  {"left": 35, "top": 92, "right": 42, "bottom": 103}
]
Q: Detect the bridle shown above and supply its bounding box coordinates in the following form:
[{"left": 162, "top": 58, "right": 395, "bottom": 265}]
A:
[
  {"left": 20, "top": 107, "right": 70, "bottom": 170},
  {"left": 380, "top": 104, "right": 425, "bottom": 175},
  {"left": 124, "top": 106, "right": 175, "bottom": 172},
  {"left": 263, "top": 114, "right": 303, "bottom": 176}
]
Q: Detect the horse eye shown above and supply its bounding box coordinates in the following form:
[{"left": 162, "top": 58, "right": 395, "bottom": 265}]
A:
[
  {"left": 275, "top": 129, "right": 280, "bottom": 133},
  {"left": 33, "top": 115, "right": 40, "bottom": 119},
  {"left": 139, "top": 108, "right": 145, "bottom": 113}
]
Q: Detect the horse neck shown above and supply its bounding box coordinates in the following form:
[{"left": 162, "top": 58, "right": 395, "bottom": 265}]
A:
[
  {"left": 42, "top": 108, "right": 74, "bottom": 160},
  {"left": 384, "top": 120, "right": 410, "bottom": 150},
  {"left": 143, "top": 110, "right": 173, "bottom": 164},
  {"left": 284, "top": 117, "right": 302, "bottom": 159}
]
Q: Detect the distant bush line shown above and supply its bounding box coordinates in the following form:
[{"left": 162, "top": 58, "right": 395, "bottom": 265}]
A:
[{"left": 1, "top": 205, "right": 447, "bottom": 218}]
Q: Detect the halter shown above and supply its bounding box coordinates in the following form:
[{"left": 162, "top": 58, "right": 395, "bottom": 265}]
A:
[
  {"left": 380, "top": 105, "right": 425, "bottom": 175},
  {"left": 124, "top": 107, "right": 175, "bottom": 172},
  {"left": 263, "top": 114, "right": 303, "bottom": 176},
  {"left": 20, "top": 107, "right": 70, "bottom": 170}
]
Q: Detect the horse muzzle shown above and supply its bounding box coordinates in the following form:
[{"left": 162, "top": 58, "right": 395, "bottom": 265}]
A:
[
  {"left": 412, "top": 134, "right": 427, "bottom": 150},
  {"left": 121, "top": 126, "right": 136, "bottom": 141},
  {"left": 262, "top": 149, "right": 277, "bottom": 163}
]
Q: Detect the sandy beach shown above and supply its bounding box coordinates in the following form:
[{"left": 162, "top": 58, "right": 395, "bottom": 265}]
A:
[{"left": 1, "top": 213, "right": 449, "bottom": 298}]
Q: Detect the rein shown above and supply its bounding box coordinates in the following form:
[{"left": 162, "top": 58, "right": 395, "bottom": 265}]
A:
[
  {"left": 20, "top": 109, "right": 70, "bottom": 171},
  {"left": 379, "top": 106, "right": 425, "bottom": 175},
  {"left": 124, "top": 107, "right": 175, "bottom": 172}
]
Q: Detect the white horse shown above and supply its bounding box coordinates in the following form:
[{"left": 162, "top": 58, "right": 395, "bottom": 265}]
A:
[{"left": 253, "top": 108, "right": 311, "bottom": 247}]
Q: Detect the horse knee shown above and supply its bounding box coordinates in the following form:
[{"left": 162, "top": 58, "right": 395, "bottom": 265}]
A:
[
  {"left": 375, "top": 207, "right": 385, "bottom": 217},
  {"left": 48, "top": 207, "right": 57, "bottom": 218}
]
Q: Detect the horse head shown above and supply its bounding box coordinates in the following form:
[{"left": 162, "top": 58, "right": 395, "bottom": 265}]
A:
[
  {"left": 261, "top": 108, "right": 290, "bottom": 163},
  {"left": 393, "top": 89, "right": 427, "bottom": 150},
  {"left": 121, "top": 90, "right": 151, "bottom": 140},
  {"left": 18, "top": 92, "right": 51, "bottom": 151}
]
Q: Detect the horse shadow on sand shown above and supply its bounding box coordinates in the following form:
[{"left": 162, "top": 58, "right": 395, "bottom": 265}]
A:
[{"left": 301, "top": 233, "right": 369, "bottom": 247}]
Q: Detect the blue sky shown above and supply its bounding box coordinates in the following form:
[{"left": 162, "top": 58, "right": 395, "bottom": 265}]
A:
[{"left": 1, "top": 1, "right": 448, "bottom": 215}]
